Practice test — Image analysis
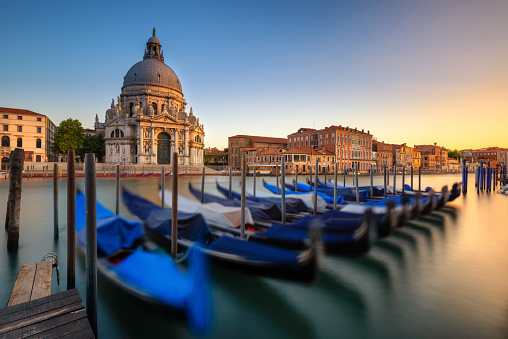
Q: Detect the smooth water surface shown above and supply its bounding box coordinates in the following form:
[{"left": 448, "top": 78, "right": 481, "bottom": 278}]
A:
[{"left": 1, "top": 174, "right": 508, "bottom": 338}]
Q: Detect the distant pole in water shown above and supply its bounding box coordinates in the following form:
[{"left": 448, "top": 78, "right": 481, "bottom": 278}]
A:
[
  {"left": 200, "top": 166, "right": 205, "bottom": 203},
  {"left": 253, "top": 165, "right": 256, "bottom": 197},
  {"left": 402, "top": 166, "right": 405, "bottom": 195},
  {"left": 480, "top": 161, "right": 484, "bottom": 190},
  {"left": 228, "top": 167, "right": 232, "bottom": 200},
  {"left": 313, "top": 159, "right": 318, "bottom": 216},
  {"left": 281, "top": 156, "right": 286, "bottom": 225},
  {"left": 161, "top": 166, "right": 166, "bottom": 207},
  {"left": 241, "top": 154, "right": 246, "bottom": 239},
  {"left": 370, "top": 163, "right": 373, "bottom": 201},
  {"left": 462, "top": 159, "right": 467, "bottom": 193},
  {"left": 504, "top": 164, "right": 507, "bottom": 185},
  {"left": 171, "top": 152, "right": 178, "bottom": 259},
  {"left": 53, "top": 163, "right": 59, "bottom": 240},
  {"left": 343, "top": 165, "right": 346, "bottom": 187},
  {"left": 276, "top": 164, "right": 279, "bottom": 195},
  {"left": 309, "top": 163, "right": 312, "bottom": 190},
  {"left": 477, "top": 167, "right": 480, "bottom": 194},
  {"left": 84, "top": 153, "right": 97, "bottom": 338},
  {"left": 418, "top": 167, "right": 421, "bottom": 191},
  {"left": 355, "top": 162, "right": 360, "bottom": 204},
  {"left": 410, "top": 166, "right": 414, "bottom": 191},
  {"left": 324, "top": 165, "right": 328, "bottom": 187},
  {"left": 333, "top": 162, "right": 338, "bottom": 211},
  {"left": 294, "top": 167, "right": 298, "bottom": 193},
  {"left": 6, "top": 148, "right": 23, "bottom": 250},
  {"left": 67, "top": 150, "right": 75, "bottom": 290},
  {"left": 116, "top": 164, "right": 120, "bottom": 215},
  {"left": 393, "top": 165, "right": 397, "bottom": 196},
  {"left": 384, "top": 165, "right": 387, "bottom": 198}
]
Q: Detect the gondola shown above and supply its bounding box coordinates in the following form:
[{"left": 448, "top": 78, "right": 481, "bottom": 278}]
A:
[
  {"left": 121, "top": 188, "right": 320, "bottom": 283},
  {"left": 74, "top": 192, "right": 211, "bottom": 334},
  {"left": 180, "top": 186, "right": 373, "bottom": 254}
]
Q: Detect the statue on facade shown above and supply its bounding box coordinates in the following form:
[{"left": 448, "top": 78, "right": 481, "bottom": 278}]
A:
[{"left": 111, "top": 99, "right": 115, "bottom": 108}]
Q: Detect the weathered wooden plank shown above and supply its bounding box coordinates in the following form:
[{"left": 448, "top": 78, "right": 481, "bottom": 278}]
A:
[
  {"left": 0, "top": 289, "right": 78, "bottom": 318},
  {"left": 0, "top": 301, "right": 83, "bottom": 335},
  {"left": 30, "top": 261, "right": 53, "bottom": 301},
  {"left": 24, "top": 316, "right": 93, "bottom": 339},
  {"left": 0, "top": 294, "right": 81, "bottom": 326},
  {"left": 7, "top": 263, "right": 37, "bottom": 307},
  {"left": 5, "top": 306, "right": 87, "bottom": 338},
  {"left": 57, "top": 324, "right": 96, "bottom": 339}
]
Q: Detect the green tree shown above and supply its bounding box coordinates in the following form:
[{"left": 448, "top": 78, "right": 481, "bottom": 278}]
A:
[
  {"left": 77, "top": 134, "right": 105, "bottom": 162},
  {"left": 51, "top": 119, "right": 85, "bottom": 155},
  {"left": 447, "top": 149, "right": 464, "bottom": 160}
]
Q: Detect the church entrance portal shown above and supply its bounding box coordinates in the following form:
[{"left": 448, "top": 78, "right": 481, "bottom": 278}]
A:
[{"left": 157, "top": 132, "right": 171, "bottom": 164}]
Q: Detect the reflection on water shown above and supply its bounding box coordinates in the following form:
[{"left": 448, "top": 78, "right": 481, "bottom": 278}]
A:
[{"left": 1, "top": 174, "right": 508, "bottom": 338}]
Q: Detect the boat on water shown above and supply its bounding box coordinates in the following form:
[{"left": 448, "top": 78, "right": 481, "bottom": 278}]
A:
[
  {"left": 181, "top": 185, "right": 373, "bottom": 254},
  {"left": 74, "top": 192, "right": 211, "bottom": 334},
  {"left": 121, "top": 188, "right": 320, "bottom": 283}
]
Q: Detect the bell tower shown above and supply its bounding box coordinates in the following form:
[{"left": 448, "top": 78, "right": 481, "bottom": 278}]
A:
[{"left": 143, "top": 28, "right": 164, "bottom": 63}]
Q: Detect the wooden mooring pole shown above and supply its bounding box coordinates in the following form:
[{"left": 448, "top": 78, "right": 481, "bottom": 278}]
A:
[
  {"left": 200, "top": 166, "right": 205, "bottom": 203},
  {"left": 384, "top": 165, "right": 387, "bottom": 198},
  {"left": 162, "top": 166, "right": 166, "bottom": 207},
  {"left": 241, "top": 154, "right": 246, "bottom": 238},
  {"left": 67, "top": 150, "right": 75, "bottom": 290},
  {"left": 84, "top": 153, "right": 97, "bottom": 338},
  {"left": 228, "top": 167, "right": 232, "bottom": 200},
  {"left": 6, "top": 148, "right": 24, "bottom": 250},
  {"left": 313, "top": 159, "right": 318, "bottom": 216},
  {"left": 171, "top": 152, "right": 178, "bottom": 259},
  {"left": 53, "top": 163, "right": 59, "bottom": 240},
  {"left": 333, "top": 162, "right": 338, "bottom": 210},
  {"left": 116, "top": 164, "right": 120, "bottom": 215},
  {"left": 276, "top": 164, "right": 279, "bottom": 195},
  {"left": 281, "top": 156, "right": 286, "bottom": 225},
  {"left": 253, "top": 165, "right": 257, "bottom": 197}
]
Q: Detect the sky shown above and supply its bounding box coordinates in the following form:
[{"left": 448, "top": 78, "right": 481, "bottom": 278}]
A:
[{"left": 0, "top": 0, "right": 507, "bottom": 150}]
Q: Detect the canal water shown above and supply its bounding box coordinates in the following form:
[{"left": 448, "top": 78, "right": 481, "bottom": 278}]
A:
[{"left": 1, "top": 174, "right": 508, "bottom": 338}]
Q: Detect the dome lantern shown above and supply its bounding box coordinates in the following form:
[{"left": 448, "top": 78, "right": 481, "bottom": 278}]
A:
[{"left": 143, "top": 27, "right": 164, "bottom": 63}]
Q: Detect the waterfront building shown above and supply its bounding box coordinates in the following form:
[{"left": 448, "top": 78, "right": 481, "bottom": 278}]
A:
[
  {"left": 0, "top": 107, "right": 57, "bottom": 170},
  {"left": 228, "top": 135, "right": 287, "bottom": 169},
  {"left": 288, "top": 126, "right": 373, "bottom": 172},
  {"left": 283, "top": 148, "right": 335, "bottom": 174},
  {"left": 415, "top": 143, "right": 448, "bottom": 171},
  {"left": 204, "top": 147, "right": 227, "bottom": 167},
  {"left": 470, "top": 147, "right": 508, "bottom": 166},
  {"left": 95, "top": 29, "right": 205, "bottom": 165},
  {"left": 392, "top": 143, "right": 414, "bottom": 169},
  {"left": 372, "top": 140, "right": 393, "bottom": 169},
  {"left": 413, "top": 148, "right": 421, "bottom": 169}
]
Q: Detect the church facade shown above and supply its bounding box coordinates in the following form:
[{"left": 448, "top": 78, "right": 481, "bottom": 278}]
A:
[{"left": 95, "top": 30, "right": 205, "bottom": 165}]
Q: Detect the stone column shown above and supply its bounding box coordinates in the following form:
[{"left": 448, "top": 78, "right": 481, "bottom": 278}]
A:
[
  {"left": 184, "top": 128, "right": 189, "bottom": 165},
  {"left": 139, "top": 125, "right": 143, "bottom": 164},
  {"left": 150, "top": 126, "right": 155, "bottom": 164},
  {"left": 170, "top": 129, "right": 176, "bottom": 162}
]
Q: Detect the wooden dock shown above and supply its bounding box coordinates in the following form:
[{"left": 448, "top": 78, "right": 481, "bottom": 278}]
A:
[{"left": 0, "top": 258, "right": 95, "bottom": 338}]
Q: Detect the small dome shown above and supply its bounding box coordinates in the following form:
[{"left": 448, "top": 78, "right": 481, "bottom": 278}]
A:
[
  {"left": 123, "top": 59, "right": 182, "bottom": 93},
  {"left": 147, "top": 36, "right": 160, "bottom": 45}
]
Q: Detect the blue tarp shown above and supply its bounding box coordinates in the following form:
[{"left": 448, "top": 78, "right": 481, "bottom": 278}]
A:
[
  {"left": 122, "top": 189, "right": 212, "bottom": 242},
  {"left": 290, "top": 210, "right": 364, "bottom": 232},
  {"left": 263, "top": 181, "right": 345, "bottom": 204},
  {"left": 189, "top": 184, "right": 282, "bottom": 221},
  {"left": 206, "top": 235, "right": 300, "bottom": 268},
  {"left": 215, "top": 182, "right": 305, "bottom": 213},
  {"left": 259, "top": 223, "right": 356, "bottom": 243}
]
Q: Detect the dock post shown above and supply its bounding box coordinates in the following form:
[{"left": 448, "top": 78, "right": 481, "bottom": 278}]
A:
[
  {"left": 115, "top": 164, "right": 120, "bottom": 215},
  {"left": 462, "top": 159, "right": 467, "bottom": 193},
  {"left": 418, "top": 167, "right": 421, "bottom": 191},
  {"left": 276, "top": 164, "right": 279, "bottom": 194},
  {"left": 393, "top": 165, "right": 397, "bottom": 196},
  {"left": 370, "top": 163, "right": 373, "bottom": 201},
  {"left": 355, "top": 163, "right": 360, "bottom": 205},
  {"left": 281, "top": 157, "right": 286, "bottom": 225},
  {"left": 314, "top": 159, "right": 318, "bottom": 216},
  {"left": 324, "top": 165, "right": 328, "bottom": 187},
  {"left": 67, "top": 150, "right": 75, "bottom": 290},
  {"left": 241, "top": 154, "right": 246, "bottom": 238},
  {"left": 411, "top": 166, "right": 414, "bottom": 191},
  {"left": 504, "top": 164, "right": 507, "bottom": 185},
  {"left": 402, "top": 166, "right": 405, "bottom": 195},
  {"left": 294, "top": 167, "right": 298, "bottom": 193},
  {"left": 6, "top": 148, "right": 24, "bottom": 250},
  {"left": 309, "top": 164, "right": 312, "bottom": 190},
  {"left": 228, "top": 167, "right": 232, "bottom": 199},
  {"left": 162, "top": 166, "right": 166, "bottom": 207},
  {"left": 171, "top": 152, "right": 178, "bottom": 259},
  {"left": 200, "top": 166, "right": 205, "bottom": 203},
  {"left": 384, "top": 165, "right": 387, "bottom": 198},
  {"left": 333, "top": 162, "right": 338, "bottom": 210},
  {"left": 253, "top": 165, "right": 256, "bottom": 197},
  {"left": 343, "top": 165, "right": 346, "bottom": 187},
  {"left": 53, "top": 163, "right": 59, "bottom": 240},
  {"left": 84, "top": 153, "right": 97, "bottom": 338}
]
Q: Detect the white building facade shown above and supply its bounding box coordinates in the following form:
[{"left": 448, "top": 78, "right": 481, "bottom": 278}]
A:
[{"left": 96, "top": 30, "right": 205, "bottom": 165}]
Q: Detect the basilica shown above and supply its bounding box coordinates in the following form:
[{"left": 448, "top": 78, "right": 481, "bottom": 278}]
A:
[{"left": 95, "top": 29, "right": 205, "bottom": 165}]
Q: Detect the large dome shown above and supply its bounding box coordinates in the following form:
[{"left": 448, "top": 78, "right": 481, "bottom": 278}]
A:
[{"left": 122, "top": 59, "right": 182, "bottom": 94}]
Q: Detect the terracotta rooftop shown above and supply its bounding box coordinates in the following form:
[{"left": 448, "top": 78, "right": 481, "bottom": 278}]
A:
[
  {"left": 0, "top": 107, "right": 45, "bottom": 117},
  {"left": 229, "top": 135, "right": 287, "bottom": 144}
]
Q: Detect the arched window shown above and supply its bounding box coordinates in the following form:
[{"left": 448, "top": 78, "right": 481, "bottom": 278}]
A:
[
  {"left": 1, "top": 136, "right": 9, "bottom": 147},
  {"left": 110, "top": 130, "right": 115, "bottom": 138},
  {"left": 152, "top": 102, "right": 157, "bottom": 115},
  {"left": 111, "top": 129, "right": 124, "bottom": 138},
  {"left": 17, "top": 138, "right": 22, "bottom": 147},
  {"left": 36, "top": 139, "right": 41, "bottom": 148},
  {"left": 129, "top": 102, "right": 134, "bottom": 116}
]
